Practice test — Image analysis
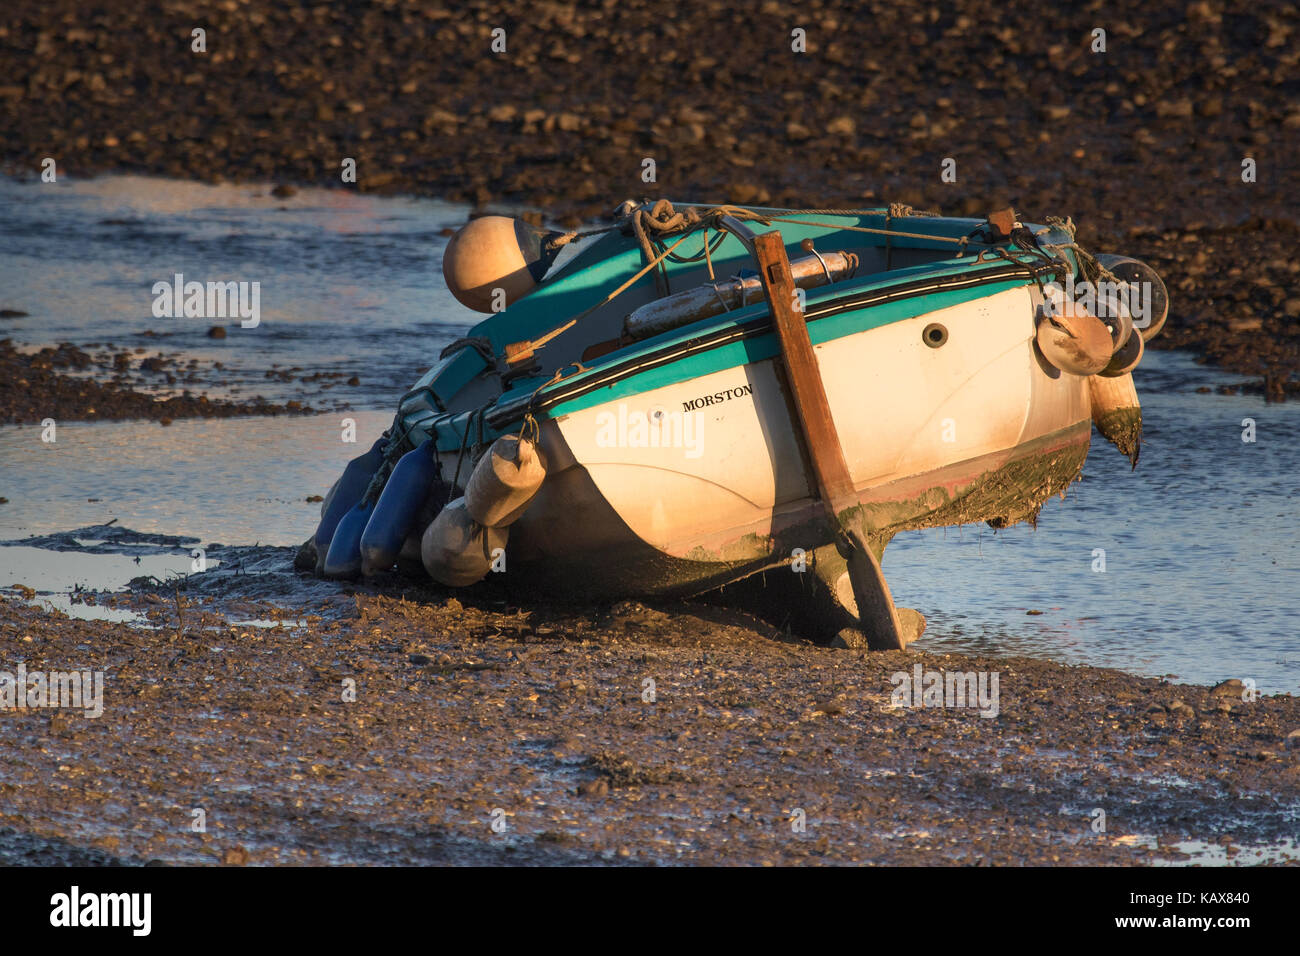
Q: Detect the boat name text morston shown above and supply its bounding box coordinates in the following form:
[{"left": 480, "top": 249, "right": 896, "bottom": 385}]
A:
[{"left": 681, "top": 384, "right": 753, "bottom": 412}]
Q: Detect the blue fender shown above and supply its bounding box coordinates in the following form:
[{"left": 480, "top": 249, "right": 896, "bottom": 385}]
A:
[
  {"left": 360, "top": 439, "right": 439, "bottom": 576},
  {"left": 313, "top": 437, "right": 386, "bottom": 572},
  {"left": 322, "top": 499, "right": 374, "bottom": 579}
]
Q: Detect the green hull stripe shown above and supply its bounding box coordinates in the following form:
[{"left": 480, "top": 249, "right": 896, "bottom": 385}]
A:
[{"left": 545, "top": 277, "right": 1030, "bottom": 419}]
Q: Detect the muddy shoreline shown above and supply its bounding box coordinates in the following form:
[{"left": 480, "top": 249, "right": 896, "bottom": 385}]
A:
[
  {"left": 0, "top": 338, "right": 332, "bottom": 425},
  {"left": 1, "top": 0, "right": 1298, "bottom": 390},
  {"left": 2, "top": 546, "right": 1298, "bottom": 865}
]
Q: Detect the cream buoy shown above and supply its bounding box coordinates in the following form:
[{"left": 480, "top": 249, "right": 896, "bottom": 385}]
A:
[
  {"left": 442, "top": 216, "right": 563, "bottom": 313},
  {"left": 1089, "top": 372, "right": 1142, "bottom": 467},
  {"left": 1035, "top": 303, "right": 1114, "bottom": 376},
  {"left": 465, "top": 433, "right": 548, "bottom": 528},
  {"left": 421, "top": 497, "right": 509, "bottom": 587}
]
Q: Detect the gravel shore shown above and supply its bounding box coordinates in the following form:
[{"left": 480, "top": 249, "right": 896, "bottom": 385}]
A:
[
  {"left": 3, "top": 555, "right": 1298, "bottom": 865},
  {"left": 0, "top": 338, "right": 319, "bottom": 424},
  {"left": 2, "top": 0, "right": 1297, "bottom": 388}
]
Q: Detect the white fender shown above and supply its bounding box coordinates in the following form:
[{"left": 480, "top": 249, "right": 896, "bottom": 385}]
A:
[
  {"left": 464, "top": 434, "right": 548, "bottom": 528},
  {"left": 421, "top": 497, "right": 508, "bottom": 587}
]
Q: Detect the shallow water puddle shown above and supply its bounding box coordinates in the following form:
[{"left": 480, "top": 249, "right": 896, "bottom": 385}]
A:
[
  {"left": 0, "top": 174, "right": 474, "bottom": 409},
  {"left": 29, "top": 595, "right": 149, "bottom": 626},
  {"left": 0, "top": 545, "right": 198, "bottom": 593},
  {"left": 0, "top": 526, "right": 227, "bottom": 626},
  {"left": 0, "top": 410, "right": 392, "bottom": 546},
  {"left": 1145, "top": 835, "right": 1300, "bottom": 866}
]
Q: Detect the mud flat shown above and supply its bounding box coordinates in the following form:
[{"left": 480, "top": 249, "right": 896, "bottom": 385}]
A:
[
  {"left": 0, "top": 339, "right": 320, "bottom": 424},
  {"left": 1, "top": 546, "right": 1297, "bottom": 866}
]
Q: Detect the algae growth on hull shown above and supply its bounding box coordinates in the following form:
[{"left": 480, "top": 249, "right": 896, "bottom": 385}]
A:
[
  {"left": 498, "top": 424, "right": 1093, "bottom": 607},
  {"left": 1093, "top": 407, "right": 1143, "bottom": 467}
]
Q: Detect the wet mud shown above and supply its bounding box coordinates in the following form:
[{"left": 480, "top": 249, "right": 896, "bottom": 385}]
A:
[
  {"left": 1, "top": 540, "right": 1298, "bottom": 866},
  {"left": 0, "top": 338, "right": 327, "bottom": 424}
]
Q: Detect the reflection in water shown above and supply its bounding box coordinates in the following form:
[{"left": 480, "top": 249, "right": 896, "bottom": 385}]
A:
[
  {"left": 0, "top": 545, "right": 201, "bottom": 592},
  {"left": 0, "top": 410, "right": 392, "bottom": 547}
]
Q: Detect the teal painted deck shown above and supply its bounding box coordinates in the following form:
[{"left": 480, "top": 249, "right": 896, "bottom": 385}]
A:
[{"left": 405, "top": 210, "right": 1076, "bottom": 453}]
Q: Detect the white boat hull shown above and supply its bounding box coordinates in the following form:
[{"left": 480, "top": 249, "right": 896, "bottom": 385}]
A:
[{"left": 506, "top": 286, "right": 1093, "bottom": 597}]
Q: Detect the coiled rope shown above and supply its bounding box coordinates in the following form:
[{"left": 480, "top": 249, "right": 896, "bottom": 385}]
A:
[{"left": 1040, "top": 215, "right": 1122, "bottom": 288}]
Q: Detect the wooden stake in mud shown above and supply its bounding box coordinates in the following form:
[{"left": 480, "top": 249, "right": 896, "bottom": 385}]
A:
[
  {"left": 1089, "top": 371, "right": 1142, "bottom": 468},
  {"left": 751, "top": 229, "right": 906, "bottom": 650}
]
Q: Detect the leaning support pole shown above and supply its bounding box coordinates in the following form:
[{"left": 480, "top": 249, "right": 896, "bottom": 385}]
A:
[{"left": 750, "top": 228, "right": 906, "bottom": 650}]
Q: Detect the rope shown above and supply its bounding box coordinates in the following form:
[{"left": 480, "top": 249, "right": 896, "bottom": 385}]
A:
[
  {"left": 559, "top": 229, "right": 697, "bottom": 329},
  {"left": 440, "top": 336, "right": 496, "bottom": 363},
  {"left": 885, "top": 208, "right": 893, "bottom": 271},
  {"left": 664, "top": 226, "right": 727, "bottom": 264},
  {"left": 763, "top": 215, "right": 986, "bottom": 245},
  {"left": 754, "top": 204, "right": 940, "bottom": 217},
  {"left": 542, "top": 224, "right": 619, "bottom": 253},
  {"left": 988, "top": 246, "right": 1051, "bottom": 299},
  {"left": 521, "top": 412, "right": 541, "bottom": 446},
  {"left": 361, "top": 422, "right": 402, "bottom": 504},
  {"left": 521, "top": 366, "right": 567, "bottom": 420},
  {"left": 627, "top": 200, "right": 773, "bottom": 296},
  {"left": 449, "top": 403, "right": 493, "bottom": 493},
  {"left": 1041, "top": 216, "right": 1121, "bottom": 287},
  {"left": 361, "top": 404, "right": 451, "bottom": 505}
]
